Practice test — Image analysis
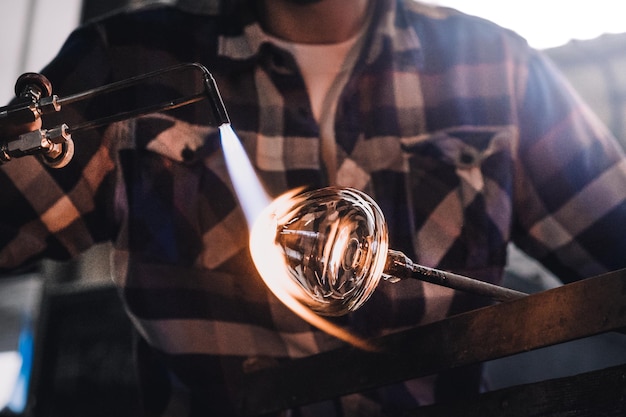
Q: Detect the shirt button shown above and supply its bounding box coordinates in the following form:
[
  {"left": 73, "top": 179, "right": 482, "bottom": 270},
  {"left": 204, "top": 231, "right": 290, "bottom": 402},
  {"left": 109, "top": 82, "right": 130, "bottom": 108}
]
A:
[{"left": 460, "top": 152, "right": 475, "bottom": 165}]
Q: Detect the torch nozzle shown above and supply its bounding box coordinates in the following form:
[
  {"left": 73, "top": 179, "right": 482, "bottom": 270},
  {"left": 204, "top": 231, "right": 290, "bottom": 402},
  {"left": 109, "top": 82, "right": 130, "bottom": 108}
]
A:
[{"left": 203, "top": 71, "right": 230, "bottom": 126}]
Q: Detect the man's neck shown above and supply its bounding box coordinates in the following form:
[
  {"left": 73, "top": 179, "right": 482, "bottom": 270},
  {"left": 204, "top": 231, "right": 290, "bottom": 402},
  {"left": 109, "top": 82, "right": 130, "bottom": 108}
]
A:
[{"left": 257, "top": 0, "right": 371, "bottom": 44}]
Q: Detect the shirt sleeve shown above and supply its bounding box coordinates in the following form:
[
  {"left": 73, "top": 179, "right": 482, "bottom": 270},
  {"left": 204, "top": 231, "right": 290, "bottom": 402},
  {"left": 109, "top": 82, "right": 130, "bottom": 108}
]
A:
[
  {"left": 512, "top": 49, "right": 626, "bottom": 282},
  {"left": 0, "top": 23, "right": 118, "bottom": 271}
]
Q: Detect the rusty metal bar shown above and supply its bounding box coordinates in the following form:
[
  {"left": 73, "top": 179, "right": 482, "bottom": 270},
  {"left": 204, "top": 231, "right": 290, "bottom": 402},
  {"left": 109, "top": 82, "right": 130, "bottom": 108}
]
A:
[
  {"left": 238, "top": 268, "right": 626, "bottom": 415},
  {"left": 411, "top": 363, "right": 626, "bottom": 417}
]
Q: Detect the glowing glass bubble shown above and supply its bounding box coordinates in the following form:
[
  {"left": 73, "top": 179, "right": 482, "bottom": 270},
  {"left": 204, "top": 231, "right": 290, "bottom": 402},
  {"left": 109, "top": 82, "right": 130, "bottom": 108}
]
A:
[{"left": 257, "top": 187, "right": 389, "bottom": 316}]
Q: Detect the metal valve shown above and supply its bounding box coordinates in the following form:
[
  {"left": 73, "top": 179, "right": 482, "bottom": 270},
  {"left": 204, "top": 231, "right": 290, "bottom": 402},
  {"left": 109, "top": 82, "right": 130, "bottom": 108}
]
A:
[
  {"left": 0, "top": 72, "right": 60, "bottom": 126},
  {"left": 1, "top": 124, "right": 74, "bottom": 168}
]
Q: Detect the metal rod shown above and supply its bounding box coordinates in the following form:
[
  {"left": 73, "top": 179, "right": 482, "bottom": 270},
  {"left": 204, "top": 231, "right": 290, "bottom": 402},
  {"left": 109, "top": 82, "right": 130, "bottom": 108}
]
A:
[
  {"left": 384, "top": 249, "right": 527, "bottom": 302},
  {"left": 60, "top": 62, "right": 230, "bottom": 131},
  {"left": 67, "top": 93, "right": 206, "bottom": 134},
  {"left": 56, "top": 62, "right": 207, "bottom": 106},
  {"left": 409, "top": 262, "right": 527, "bottom": 302}
]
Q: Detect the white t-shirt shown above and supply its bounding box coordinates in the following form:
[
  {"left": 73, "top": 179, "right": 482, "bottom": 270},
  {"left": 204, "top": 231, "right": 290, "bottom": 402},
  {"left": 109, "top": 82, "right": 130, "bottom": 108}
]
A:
[{"left": 290, "top": 36, "right": 359, "bottom": 122}]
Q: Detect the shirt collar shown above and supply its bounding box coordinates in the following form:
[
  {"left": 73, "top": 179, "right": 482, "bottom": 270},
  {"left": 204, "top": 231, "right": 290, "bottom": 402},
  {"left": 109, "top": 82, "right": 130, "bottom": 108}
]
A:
[{"left": 214, "top": 0, "right": 423, "bottom": 70}]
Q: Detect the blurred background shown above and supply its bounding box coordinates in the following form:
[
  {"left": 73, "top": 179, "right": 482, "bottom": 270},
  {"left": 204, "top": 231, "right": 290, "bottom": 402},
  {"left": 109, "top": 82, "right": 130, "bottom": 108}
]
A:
[{"left": 1, "top": 1, "right": 626, "bottom": 416}]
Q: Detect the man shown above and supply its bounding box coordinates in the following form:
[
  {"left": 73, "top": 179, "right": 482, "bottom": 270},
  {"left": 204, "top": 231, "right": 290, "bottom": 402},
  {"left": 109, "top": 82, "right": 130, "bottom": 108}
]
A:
[{"left": 2, "top": 0, "right": 626, "bottom": 415}]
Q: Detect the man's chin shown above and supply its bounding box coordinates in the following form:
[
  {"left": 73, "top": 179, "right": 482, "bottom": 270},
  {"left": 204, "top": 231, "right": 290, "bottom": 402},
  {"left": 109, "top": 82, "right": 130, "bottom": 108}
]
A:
[{"left": 285, "top": 0, "right": 325, "bottom": 5}]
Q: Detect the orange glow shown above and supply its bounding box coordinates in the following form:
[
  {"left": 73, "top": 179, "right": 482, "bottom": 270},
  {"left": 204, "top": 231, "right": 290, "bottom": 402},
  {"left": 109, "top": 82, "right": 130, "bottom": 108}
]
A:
[
  {"left": 249, "top": 190, "right": 376, "bottom": 351},
  {"left": 219, "top": 125, "right": 375, "bottom": 350}
]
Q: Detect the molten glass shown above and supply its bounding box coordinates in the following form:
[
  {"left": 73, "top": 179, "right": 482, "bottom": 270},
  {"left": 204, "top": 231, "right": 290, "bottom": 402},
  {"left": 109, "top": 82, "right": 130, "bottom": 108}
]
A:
[{"left": 251, "top": 187, "right": 388, "bottom": 316}]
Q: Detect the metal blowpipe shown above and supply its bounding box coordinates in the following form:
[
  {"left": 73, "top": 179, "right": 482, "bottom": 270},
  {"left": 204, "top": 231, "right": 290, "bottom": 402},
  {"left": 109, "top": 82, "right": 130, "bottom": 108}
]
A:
[{"left": 253, "top": 187, "right": 526, "bottom": 317}]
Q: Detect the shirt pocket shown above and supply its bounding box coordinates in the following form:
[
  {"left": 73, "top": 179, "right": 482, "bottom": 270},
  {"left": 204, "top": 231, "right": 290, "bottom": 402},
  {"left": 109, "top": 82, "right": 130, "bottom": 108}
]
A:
[
  {"left": 400, "top": 125, "right": 516, "bottom": 273},
  {"left": 118, "top": 114, "right": 238, "bottom": 266}
]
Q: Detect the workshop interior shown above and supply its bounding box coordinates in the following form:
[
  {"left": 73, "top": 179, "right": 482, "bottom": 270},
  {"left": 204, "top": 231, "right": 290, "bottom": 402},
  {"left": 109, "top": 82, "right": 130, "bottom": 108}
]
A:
[{"left": 1, "top": 0, "right": 626, "bottom": 416}]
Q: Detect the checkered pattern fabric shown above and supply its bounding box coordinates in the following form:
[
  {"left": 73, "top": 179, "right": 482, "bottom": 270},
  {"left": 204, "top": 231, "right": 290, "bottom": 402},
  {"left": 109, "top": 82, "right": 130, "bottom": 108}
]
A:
[
  {"left": 545, "top": 33, "right": 626, "bottom": 150},
  {"left": 2, "top": 1, "right": 626, "bottom": 415}
]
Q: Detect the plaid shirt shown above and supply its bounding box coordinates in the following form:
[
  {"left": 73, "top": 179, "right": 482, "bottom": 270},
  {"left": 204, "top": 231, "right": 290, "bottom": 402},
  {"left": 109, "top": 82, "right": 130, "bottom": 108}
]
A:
[
  {"left": 545, "top": 33, "right": 626, "bottom": 150},
  {"left": 2, "top": 0, "right": 626, "bottom": 415}
]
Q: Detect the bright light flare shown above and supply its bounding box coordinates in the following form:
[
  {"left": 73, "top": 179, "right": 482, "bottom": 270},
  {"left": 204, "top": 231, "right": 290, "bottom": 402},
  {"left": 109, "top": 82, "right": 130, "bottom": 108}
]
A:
[{"left": 219, "top": 124, "right": 376, "bottom": 350}]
